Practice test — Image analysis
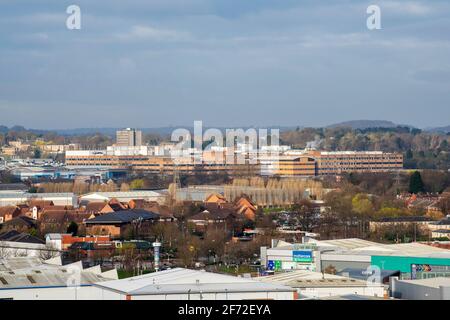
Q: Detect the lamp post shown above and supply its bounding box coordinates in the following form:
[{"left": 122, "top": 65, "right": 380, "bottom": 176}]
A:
[{"left": 152, "top": 241, "right": 161, "bottom": 272}]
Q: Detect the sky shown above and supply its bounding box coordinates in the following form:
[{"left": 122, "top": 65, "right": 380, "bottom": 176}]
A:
[{"left": 0, "top": 0, "right": 450, "bottom": 130}]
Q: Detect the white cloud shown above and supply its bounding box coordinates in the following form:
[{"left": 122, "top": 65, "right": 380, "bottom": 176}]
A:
[
  {"left": 15, "top": 12, "right": 66, "bottom": 25},
  {"left": 115, "top": 25, "right": 191, "bottom": 41},
  {"left": 380, "top": 1, "right": 434, "bottom": 16}
]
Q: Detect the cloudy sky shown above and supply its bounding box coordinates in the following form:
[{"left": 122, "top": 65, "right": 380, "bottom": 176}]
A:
[{"left": 1, "top": 0, "right": 450, "bottom": 129}]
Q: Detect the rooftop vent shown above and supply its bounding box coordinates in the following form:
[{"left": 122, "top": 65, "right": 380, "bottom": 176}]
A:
[{"left": 27, "top": 276, "right": 36, "bottom": 284}]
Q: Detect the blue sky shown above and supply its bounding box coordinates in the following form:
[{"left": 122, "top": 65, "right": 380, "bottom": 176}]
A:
[{"left": 1, "top": 0, "right": 450, "bottom": 129}]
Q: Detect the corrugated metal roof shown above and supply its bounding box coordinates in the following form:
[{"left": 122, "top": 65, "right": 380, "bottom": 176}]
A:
[
  {"left": 0, "top": 257, "right": 116, "bottom": 289},
  {"left": 256, "top": 270, "right": 373, "bottom": 288},
  {"left": 81, "top": 191, "right": 166, "bottom": 198},
  {"left": 0, "top": 193, "right": 75, "bottom": 198},
  {"left": 277, "top": 238, "right": 450, "bottom": 259},
  {"left": 94, "top": 268, "right": 295, "bottom": 295},
  {"left": 399, "top": 277, "right": 450, "bottom": 288}
]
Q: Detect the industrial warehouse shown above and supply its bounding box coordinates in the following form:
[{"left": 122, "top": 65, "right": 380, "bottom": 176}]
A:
[{"left": 261, "top": 238, "right": 450, "bottom": 281}]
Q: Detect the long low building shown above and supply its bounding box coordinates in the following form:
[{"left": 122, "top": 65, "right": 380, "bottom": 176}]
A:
[
  {"left": 257, "top": 269, "right": 385, "bottom": 299},
  {"left": 92, "top": 268, "right": 296, "bottom": 300},
  {"left": 0, "top": 192, "right": 78, "bottom": 207},
  {"left": 10, "top": 166, "right": 127, "bottom": 181},
  {"left": 261, "top": 150, "right": 403, "bottom": 176},
  {"left": 65, "top": 151, "right": 259, "bottom": 176},
  {"left": 79, "top": 191, "right": 168, "bottom": 204},
  {"left": 0, "top": 257, "right": 118, "bottom": 300},
  {"left": 261, "top": 238, "right": 450, "bottom": 280},
  {"left": 66, "top": 149, "right": 403, "bottom": 177},
  {"left": 391, "top": 277, "right": 450, "bottom": 300},
  {"left": 0, "top": 230, "right": 46, "bottom": 258}
]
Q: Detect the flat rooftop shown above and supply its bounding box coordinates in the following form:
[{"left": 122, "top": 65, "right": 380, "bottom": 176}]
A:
[
  {"left": 398, "top": 277, "right": 450, "bottom": 288},
  {"left": 257, "top": 270, "right": 379, "bottom": 288},
  {"left": 0, "top": 257, "right": 116, "bottom": 289},
  {"left": 274, "top": 238, "right": 450, "bottom": 259},
  {"left": 94, "top": 268, "right": 295, "bottom": 295}
]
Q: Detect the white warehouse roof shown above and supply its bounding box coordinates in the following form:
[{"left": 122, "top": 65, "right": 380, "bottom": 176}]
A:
[
  {"left": 80, "top": 190, "right": 166, "bottom": 200},
  {"left": 257, "top": 270, "right": 378, "bottom": 288},
  {"left": 94, "top": 268, "right": 295, "bottom": 296},
  {"left": 0, "top": 257, "right": 117, "bottom": 289}
]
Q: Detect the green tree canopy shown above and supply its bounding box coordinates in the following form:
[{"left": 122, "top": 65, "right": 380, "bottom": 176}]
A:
[
  {"left": 351, "top": 193, "right": 374, "bottom": 217},
  {"left": 130, "top": 179, "right": 145, "bottom": 190},
  {"left": 409, "top": 171, "right": 425, "bottom": 194},
  {"left": 67, "top": 221, "right": 78, "bottom": 236}
]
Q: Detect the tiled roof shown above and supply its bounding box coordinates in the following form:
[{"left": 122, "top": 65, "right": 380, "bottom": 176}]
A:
[
  {"left": 85, "top": 209, "right": 159, "bottom": 224},
  {"left": 40, "top": 210, "right": 91, "bottom": 224},
  {"left": 189, "top": 209, "right": 235, "bottom": 221},
  {"left": 0, "top": 230, "right": 44, "bottom": 244},
  {"left": 0, "top": 206, "right": 20, "bottom": 217},
  {"left": 85, "top": 202, "right": 108, "bottom": 212},
  {"left": 375, "top": 216, "right": 434, "bottom": 223},
  {"left": 2, "top": 215, "right": 37, "bottom": 228}
]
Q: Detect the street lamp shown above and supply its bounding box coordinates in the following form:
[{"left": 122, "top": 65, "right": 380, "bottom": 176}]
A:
[{"left": 152, "top": 241, "right": 162, "bottom": 272}]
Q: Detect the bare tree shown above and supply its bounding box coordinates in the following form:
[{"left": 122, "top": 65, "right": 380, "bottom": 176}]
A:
[
  {"left": 39, "top": 243, "right": 60, "bottom": 261},
  {"left": 0, "top": 241, "right": 12, "bottom": 259}
]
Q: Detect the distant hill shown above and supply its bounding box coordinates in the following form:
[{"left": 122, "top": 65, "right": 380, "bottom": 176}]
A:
[
  {"left": 52, "top": 127, "right": 178, "bottom": 136},
  {"left": 425, "top": 126, "right": 450, "bottom": 134},
  {"left": 327, "top": 120, "right": 400, "bottom": 130},
  {"left": 0, "top": 124, "right": 297, "bottom": 137}
]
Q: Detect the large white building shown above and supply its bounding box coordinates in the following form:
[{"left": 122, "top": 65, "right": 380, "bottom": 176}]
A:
[
  {"left": 0, "top": 257, "right": 118, "bottom": 300},
  {"left": 0, "top": 192, "right": 78, "bottom": 207},
  {"left": 257, "top": 269, "right": 385, "bottom": 299},
  {"left": 261, "top": 238, "right": 450, "bottom": 281},
  {"left": 92, "top": 268, "right": 296, "bottom": 300},
  {"left": 79, "top": 190, "right": 167, "bottom": 204},
  {"left": 391, "top": 277, "right": 450, "bottom": 300}
]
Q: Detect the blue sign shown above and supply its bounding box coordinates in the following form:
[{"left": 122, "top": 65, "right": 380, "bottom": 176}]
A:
[
  {"left": 293, "top": 250, "right": 313, "bottom": 262},
  {"left": 267, "top": 260, "right": 282, "bottom": 270}
]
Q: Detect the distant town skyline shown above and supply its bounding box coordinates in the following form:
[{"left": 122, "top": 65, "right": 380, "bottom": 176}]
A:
[{"left": 1, "top": 0, "right": 450, "bottom": 129}]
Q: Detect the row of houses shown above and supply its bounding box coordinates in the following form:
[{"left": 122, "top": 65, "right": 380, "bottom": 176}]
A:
[
  {"left": 0, "top": 190, "right": 259, "bottom": 240},
  {"left": 369, "top": 215, "right": 450, "bottom": 239}
]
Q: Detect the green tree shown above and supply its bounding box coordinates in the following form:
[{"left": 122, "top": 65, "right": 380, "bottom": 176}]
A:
[
  {"left": 130, "top": 179, "right": 145, "bottom": 190},
  {"left": 409, "top": 171, "right": 425, "bottom": 194},
  {"left": 351, "top": 193, "right": 374, "bottom": 238},
  {"left": 405, "top": 149, "right": 413, "bottom": 159},
  {"left": 33, "top": 148, "right": 41, "bottom": 159},
  {"left": 67, "top": 221, "right": 79, "bottom": 236},
  {"left": 352, "top": 193, "right": 374, "bottom": 216}
]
